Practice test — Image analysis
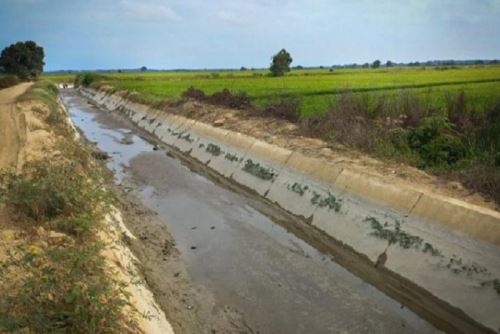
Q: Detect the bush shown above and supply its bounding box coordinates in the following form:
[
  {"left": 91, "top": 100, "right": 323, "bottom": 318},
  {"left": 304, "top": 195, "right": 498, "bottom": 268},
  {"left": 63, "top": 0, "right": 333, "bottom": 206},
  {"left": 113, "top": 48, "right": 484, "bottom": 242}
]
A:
[
  {"left": 301, "top": 91, "right": 379, "bottom": 149},
  {"left": 181, "top": 87, "right": 251, "bottom": 109},
  {"left": 263, "top": 98, "right": 300, "bottom": 122},
  {"left": 182, "top": 86, "right": 206, "bottom": 100},
  {"left": 408, "top": 116, "right": 451, "bottom": 150},
  {"left": 0, "top": 75, "right": 20, "bottom": 89},
  {"left": 74, "top": 73, "right": 104, "bottom": 87},
  {"left": 419, "top": 134, "right": 466, "bottom": 168},
  {"left": 0, "top": 160, "right": 109, "bottom": 222},
  {"left": 477, "top": 103, "right": 500, "bottom": 154},
  {"left": 408, "top": 117, "right": 466, "bottom": 168},
  {"left": 209, "top": 89, "right": 250, "bottom": 109},
  {"left": 48, "top": 214, "right": 95, "bottom": 238},
  {"left": 458, "top": 165, "right": 500, "bottom": 204},
  {"left": 0, "top": 243, "right": 134, "bottom": 333}
]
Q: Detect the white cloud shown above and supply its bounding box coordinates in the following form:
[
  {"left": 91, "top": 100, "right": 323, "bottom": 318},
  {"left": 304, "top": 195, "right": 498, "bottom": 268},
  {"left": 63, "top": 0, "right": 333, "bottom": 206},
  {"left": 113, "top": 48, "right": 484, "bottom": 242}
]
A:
[
  {"left": 120, "top": 0, "right": 181, "bottom": 22},
  {"left": 215, "top": 10, "right": 246, "bottom": 25}
]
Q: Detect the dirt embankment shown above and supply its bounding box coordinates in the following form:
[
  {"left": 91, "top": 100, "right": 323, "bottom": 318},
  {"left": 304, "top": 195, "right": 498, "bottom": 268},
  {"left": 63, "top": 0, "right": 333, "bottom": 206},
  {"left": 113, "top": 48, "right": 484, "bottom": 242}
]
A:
[
  {"left": 160, "top": 98, "right": 499, "bottom": 212},
  {"left": 0, "top": 83, "right": 31, "bottom": 171},
  {"left": 0, "top": 84, "right": 172, "bottom": 333}
]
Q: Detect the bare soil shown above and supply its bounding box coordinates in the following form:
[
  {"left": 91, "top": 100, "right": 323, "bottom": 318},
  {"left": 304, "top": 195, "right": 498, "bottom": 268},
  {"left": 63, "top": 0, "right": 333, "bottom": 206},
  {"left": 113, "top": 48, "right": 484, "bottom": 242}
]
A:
[{"left": 0, "top": 83, "right": 31, "bottom": 171}]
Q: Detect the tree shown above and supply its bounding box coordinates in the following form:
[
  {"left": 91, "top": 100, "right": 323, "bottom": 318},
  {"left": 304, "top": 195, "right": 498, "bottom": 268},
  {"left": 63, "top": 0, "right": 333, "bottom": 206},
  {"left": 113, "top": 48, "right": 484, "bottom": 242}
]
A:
[
  {"left": 386, "top": 60, "right": 393, "bottom": 67},
  {"left": 140, "top": 66, "right": 147, "bottom": 72},
  {"left": 371, "top": 59, "right": 381, "bottom": 68},
  {"left": 270, "top": 49, "right": 292, "bottom": 76},
  {"left": 0, "top": 41, "right": 45, "bottom": 80}
]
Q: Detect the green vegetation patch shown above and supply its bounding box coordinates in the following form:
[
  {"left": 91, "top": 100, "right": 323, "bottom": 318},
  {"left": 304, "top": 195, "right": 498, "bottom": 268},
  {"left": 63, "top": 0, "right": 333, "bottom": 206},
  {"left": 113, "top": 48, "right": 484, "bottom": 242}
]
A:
[
  {"left": 0, "top": 160, "right": 110, "bottom": 224},
  {"left": 0, "top": 75, "right": 20, "bottom": 89},
  {"left": 242, "top": 159, "right": 277, "bottom": 181},
  {"left": 365, "top": 217, "right": 424, "bottom": 250},
  {"left": 224, "top": 152, "right": 240, "bottom": 162},
  {"left": 206, "top": 143, "right": 222, "bottom": 156},
  {"left": 0, "top": 242, "right": 134, "bottom": 333},
  {"left": 311, "top": 191, "right": 342, "bottom": 212},
  {"left": 287, "top": 182, "right": 309, "bottom": 196},
  {"left": 178, "top": 132, "right": 194, "bottom": 143}
]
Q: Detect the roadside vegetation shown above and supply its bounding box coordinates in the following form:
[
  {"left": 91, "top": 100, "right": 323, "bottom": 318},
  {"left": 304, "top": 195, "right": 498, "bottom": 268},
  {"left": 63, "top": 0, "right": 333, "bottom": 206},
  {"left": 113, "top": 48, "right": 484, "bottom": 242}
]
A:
[
  {"left": 0, "top": 40, "right": 45, "bottom": 89},
  {"left": 70, "top": 65, "right": 500, "bottom": 204},
  {"left": 0, "top": 82, "right": 139, "bottom": 333}
]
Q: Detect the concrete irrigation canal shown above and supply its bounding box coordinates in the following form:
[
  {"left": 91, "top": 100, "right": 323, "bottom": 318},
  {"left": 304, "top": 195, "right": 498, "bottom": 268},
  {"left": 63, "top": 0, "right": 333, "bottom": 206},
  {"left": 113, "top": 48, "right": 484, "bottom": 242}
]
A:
[{"left": 62, "top": 88, "right": 500, "bottom": 333}]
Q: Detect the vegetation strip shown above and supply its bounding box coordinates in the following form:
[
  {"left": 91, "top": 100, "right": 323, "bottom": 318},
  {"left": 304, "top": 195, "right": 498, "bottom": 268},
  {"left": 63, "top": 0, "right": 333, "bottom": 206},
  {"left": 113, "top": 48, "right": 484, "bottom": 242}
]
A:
[{"left": 0, "top": 82, "right": 140, "bottom": 333}]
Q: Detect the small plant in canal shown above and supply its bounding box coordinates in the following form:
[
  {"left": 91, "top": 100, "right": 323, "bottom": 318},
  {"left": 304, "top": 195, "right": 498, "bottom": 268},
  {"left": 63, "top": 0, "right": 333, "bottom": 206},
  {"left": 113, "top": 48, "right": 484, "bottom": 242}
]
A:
[
  {"left": 224, "top": 152, "right": 239, "bottom": 162},
  {"left": 422, "top": 242, "right": 441, "bottom": 256},
  {"left": 206, "top": 143, "right": 222, "bottom": 156},
  {"left": 310, "top": 191, "right": 342, "bottom": 212},
  {"left": 446, "top": 255, "right": 488, "bottom": 275},
  {"left": 365, "top": 217, "right": 423, "bottom": 249},
  {"left": 480, "top": 279, "right": 500, "bottom": 295},
  {"left": 242, "top": 159, "right": 276, "bottom": 181},
  {"left": 287, "top": 182, "right": 309, "bottom": 196},
  {"left": 178, "top": 133, "right": 194, "bottom": 143}
]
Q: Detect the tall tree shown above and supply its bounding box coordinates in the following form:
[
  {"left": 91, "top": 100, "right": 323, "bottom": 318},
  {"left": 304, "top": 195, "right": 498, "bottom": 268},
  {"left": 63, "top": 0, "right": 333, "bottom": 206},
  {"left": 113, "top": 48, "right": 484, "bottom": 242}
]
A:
[
  {"left": 0, "top": 41, "right": 45, "bottom": 80},
  {"left": 270, "top": 49, "right": 292, "bottom": 77},
  {"left": 371, "top": 59, "right": 381, "bottom": 68}
]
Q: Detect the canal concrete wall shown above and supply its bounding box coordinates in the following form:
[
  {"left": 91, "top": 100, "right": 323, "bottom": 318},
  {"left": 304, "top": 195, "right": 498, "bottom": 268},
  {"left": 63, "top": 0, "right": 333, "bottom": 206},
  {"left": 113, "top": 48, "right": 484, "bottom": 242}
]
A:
[{"left": 80, "top": 87, "right": 500, "bottom": 332}]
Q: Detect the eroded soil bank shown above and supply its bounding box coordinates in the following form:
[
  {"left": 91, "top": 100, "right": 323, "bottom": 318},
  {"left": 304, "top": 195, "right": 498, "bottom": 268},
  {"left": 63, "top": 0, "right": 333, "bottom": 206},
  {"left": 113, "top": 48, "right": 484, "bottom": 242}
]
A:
[{"left": 62, "top": 89, "right": 440, "bottom": 333}]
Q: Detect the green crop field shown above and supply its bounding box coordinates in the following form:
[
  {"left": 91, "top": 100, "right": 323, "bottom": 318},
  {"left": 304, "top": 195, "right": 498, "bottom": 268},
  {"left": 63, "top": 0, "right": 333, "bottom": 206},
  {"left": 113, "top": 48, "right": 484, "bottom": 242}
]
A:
[{"left": 45, "top": 65, "right": 500, "bottom": 115}]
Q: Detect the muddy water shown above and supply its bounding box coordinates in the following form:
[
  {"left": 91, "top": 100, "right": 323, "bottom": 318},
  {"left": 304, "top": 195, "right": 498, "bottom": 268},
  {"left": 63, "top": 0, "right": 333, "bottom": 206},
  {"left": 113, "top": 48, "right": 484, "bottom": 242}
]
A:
[{"left": 62, "top": 91, "right": 438, "bottom": 334}]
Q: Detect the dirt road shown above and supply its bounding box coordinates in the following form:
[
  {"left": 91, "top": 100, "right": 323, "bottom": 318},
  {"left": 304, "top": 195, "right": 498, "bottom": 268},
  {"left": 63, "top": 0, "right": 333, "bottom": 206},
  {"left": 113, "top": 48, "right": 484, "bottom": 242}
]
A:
[{"left": 0, "top": 83, "right": 31, "bottom": 171}]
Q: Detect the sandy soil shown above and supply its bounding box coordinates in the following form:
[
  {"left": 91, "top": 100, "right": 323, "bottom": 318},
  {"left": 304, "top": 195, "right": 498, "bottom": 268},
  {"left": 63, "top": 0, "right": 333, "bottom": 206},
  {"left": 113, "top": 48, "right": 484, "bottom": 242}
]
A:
[
  {"left": 0, "top": 83, "right": 32, "bottom": 242},
  {"left": 0, "top": 83, "right": 31, "bottom": 171}
]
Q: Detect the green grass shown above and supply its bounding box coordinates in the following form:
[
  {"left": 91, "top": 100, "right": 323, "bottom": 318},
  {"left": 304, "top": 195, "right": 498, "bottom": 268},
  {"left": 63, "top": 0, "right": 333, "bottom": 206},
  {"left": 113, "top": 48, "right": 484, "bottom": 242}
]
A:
[{"left": 76, "top": 65, "right": 500, "bottom": 115}]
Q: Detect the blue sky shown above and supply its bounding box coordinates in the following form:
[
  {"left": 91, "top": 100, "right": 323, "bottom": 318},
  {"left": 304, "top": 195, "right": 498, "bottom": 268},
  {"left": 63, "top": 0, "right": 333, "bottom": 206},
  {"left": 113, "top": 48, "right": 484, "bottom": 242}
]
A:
[{"left": 1, "top": 0, "right": 499, "bottom": 71}]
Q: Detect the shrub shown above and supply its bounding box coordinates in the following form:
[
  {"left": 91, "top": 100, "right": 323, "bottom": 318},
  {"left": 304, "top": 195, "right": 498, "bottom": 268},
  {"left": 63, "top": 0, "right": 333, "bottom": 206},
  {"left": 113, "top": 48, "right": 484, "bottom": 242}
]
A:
[
  {"left": 301, "top": 91, "right": 380, "bottom": 149},
  {"left": 0, "top": 243, "right": 134, "bottom": 333},
  {"left": 182, "top": 86, "right": 206, "bottom": 100},
  {"left": 0, "top": 160, "right": 110, "bottom": 222},
  {"left": 263, "top": 97, "right": 300, "bottom": 122},
  {"left": 209, "top": 89, "right": 250, "bottom": 109},
  {"left": 74, "top": 73, "right": 104, "bottom": 87},
  {"left": 408, "top": 116, "right": 450, "bottom": 150},
  {"left": 0, "top": 75, "right": 20, "bottom": 89},
  {"left": 477, "top": 103, "right": 500, "bottom": 154},
  {"left": 48, "top": 214, "right": 96, "bottom": 238},
  {"left": 408, "top": 117, "right": 466, "bottom": 168},
  {"left": 181, "top": 87, "right": 250, "bottom": 109},
  {"left": 458, "top": 165, "right": 500, "bottom": 204},
  {"left": 419, "top": 134, "right": 466, "bottom": 168}
]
